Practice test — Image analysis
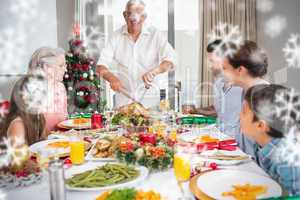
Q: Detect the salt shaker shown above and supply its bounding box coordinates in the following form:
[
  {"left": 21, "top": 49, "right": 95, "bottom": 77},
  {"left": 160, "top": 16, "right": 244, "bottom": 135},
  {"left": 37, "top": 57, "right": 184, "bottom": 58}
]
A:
[{"left": 48, "top": 159, "right": 66, "bottom": 200}]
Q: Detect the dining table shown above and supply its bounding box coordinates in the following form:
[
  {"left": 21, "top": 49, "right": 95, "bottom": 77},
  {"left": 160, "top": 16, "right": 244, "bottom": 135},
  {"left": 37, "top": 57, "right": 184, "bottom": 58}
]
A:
[
  {"left": 3, "top": 161, "right": 268, "bottom": 200},
  {"left": 2, "top": 119, "right": 271, "bottom": 200}
]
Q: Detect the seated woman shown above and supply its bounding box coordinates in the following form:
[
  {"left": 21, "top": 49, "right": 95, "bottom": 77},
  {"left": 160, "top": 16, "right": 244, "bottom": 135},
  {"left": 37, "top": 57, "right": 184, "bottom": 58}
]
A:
[
  {"left": 240, "top": 84, "right": 300, "bottom": 195},
  {"left": 0, "top": 75, "right": 46, "bottom": 146},
  {"left": 222, "top": 40, "right": 269, "bottom": 156},
  {"left": 28, "top": 47, "right": 68, "bottom": 133}
]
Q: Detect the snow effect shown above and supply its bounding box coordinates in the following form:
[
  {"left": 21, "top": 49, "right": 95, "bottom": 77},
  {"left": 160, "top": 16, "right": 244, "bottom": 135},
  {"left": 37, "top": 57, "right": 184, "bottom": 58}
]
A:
[
  {"left": 283, "top": 33, "right": 300, "bottom": 68},
  {"left": 208, "top": 23, "right": 243, "bottom": 58},
  {"left": 264, "top": 15, "right": 287, "bottom": 38}
]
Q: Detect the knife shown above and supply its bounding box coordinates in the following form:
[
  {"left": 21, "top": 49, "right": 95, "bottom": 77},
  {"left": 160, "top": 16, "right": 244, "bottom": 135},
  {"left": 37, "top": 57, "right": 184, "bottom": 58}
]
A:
[
  {"left": 138, "top": 86, "right": 149, "bottom": 103},
  {"left": 119, "top": 87, "right": 138, "bottom": 103}
]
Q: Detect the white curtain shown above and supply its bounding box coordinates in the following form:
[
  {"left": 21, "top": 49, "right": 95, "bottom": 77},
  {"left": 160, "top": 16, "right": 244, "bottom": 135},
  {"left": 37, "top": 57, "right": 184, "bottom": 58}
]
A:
[{"left": 199, "top": 0, "right": 257, "bottom": 107}]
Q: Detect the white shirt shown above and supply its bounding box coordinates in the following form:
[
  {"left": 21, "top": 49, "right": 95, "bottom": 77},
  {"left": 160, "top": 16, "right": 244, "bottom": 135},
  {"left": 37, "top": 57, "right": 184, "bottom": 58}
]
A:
[{"left": 97, "top": 24, "right": 177, "bottom": 108}]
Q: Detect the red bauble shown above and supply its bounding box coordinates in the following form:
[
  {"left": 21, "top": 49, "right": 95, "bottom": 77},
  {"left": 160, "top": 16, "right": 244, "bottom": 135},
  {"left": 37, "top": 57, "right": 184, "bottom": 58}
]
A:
[
  {"left": 73, "top": 63, "right": 81, "bottom": 69},
  {"left": 73, "top": 40, "right": 82, "bottom": 46},
  {"left": 83, "top": 95, "right": 91, "bottom": 102},
  {"left": 79, "top": 86, "right": 88, "bottom": 91},
  {"left": 79, "top": 76, "right": 85, "bottom": 81},
  {"left": 81, "top": 64, "right": 89, "bottom": 71}
]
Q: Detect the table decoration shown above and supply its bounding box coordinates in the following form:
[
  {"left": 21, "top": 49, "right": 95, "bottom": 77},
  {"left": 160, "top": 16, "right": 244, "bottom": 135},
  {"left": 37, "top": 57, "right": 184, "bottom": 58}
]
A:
[
  {"left": 115, "top": 132, "right": 174, "bottom": 171},
  {"left": 0, "top": 155, "right": 42, "bottom": 189}
]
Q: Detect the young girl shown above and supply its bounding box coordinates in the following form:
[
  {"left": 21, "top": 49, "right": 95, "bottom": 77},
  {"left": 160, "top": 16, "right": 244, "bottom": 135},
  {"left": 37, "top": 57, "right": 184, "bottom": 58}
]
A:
[
  {"left": 222, "top": 40, "right": 269, "bottom": 156},
  {"left": 240, "top": 84, "right": 300, "bottom": 195},
  {"left": 28, "top": 47, "right": 68, "bottom": 133},
  {"left": 0, "top": 75, "right": 46, "bottom": 146}
]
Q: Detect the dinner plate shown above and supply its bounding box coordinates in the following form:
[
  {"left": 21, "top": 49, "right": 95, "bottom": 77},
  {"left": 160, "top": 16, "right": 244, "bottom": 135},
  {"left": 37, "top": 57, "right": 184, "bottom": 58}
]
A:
[
  {"left": 29, "top": 139, "right": 70, "bottom": 157},
  {"left": 85, "top": 138, "right": 117, "bottom": 162},
  {"left": 195, "top": 149, "right": 251, "bottom": 165},
  {"left": 178, "top": 126, "right": 232, "bottom": 143},
  {"left": 65, "top": 162, "right": 149, "bottom": 191},
  {"left": 196, "top": 169, "right": 282, "bottom": 199},
  {"left": 57, "top": 119, "right": 91, "bottom": 130}
]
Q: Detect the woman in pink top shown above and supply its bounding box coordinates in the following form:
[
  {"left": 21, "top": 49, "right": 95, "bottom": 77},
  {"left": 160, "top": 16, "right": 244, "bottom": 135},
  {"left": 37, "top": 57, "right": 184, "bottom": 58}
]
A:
[{"left": 28, "top": 47, "right": 68, "bottom": 134}]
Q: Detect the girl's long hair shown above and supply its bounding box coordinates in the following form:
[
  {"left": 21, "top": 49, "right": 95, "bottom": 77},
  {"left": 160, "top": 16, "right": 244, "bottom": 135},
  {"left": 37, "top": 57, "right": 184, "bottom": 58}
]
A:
[{"left": 0, "top": 75, "right": 46, "bottom": 145}]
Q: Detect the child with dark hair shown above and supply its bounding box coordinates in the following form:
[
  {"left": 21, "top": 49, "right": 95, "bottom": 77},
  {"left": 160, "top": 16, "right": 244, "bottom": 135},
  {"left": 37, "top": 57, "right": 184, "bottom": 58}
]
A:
[
  {"left": 0, "top": 75, "right": 46, "bottom": 146},
  {"left": 240, "top": 84, "right": 300, "bottom": 195},
  {"left": 222, "top": 40, "right": 270, "bottom": 156}
]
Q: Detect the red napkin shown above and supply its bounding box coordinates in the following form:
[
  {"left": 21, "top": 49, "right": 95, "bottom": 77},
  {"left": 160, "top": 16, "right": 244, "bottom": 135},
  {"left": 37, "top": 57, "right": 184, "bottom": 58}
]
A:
[{"left": 196, "top": 139, "right": 237, "bottom": 152}]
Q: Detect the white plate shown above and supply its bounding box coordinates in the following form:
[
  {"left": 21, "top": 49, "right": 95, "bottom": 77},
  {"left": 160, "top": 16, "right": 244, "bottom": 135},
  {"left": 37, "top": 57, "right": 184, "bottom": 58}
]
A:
[
  {"left": 58, "top": 119, "right": 91, "bottom": 129},
  {"left": 195, "top": 149, "right": 251, "bottom": 165},
  {"left": 65, "top": 162, "right": 149, "bottom": 191},
  {"left": 178, "top": 126, "right": 232, "bottom": 143},
  {"left": 197, "top": 170, "right": 282, "bottom": 199},
  {"left": 85, "top": 138, "right": 116, "bottom": 162},
  {"left": 29, "top": 139, "right": 70, "bottom": 156}
]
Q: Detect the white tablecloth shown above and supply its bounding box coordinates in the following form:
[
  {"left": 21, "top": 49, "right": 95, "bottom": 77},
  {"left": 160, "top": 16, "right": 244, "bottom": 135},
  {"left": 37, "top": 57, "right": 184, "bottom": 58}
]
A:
[{"left": 3, "top": 160, "right": 267, "bottom": 200}]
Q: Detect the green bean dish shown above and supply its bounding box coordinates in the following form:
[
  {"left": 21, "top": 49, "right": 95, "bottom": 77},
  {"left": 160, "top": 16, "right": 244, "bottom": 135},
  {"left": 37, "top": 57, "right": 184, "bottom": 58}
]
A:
[{"left": 66, "top": 164, "right": 140, "bottom": 188}]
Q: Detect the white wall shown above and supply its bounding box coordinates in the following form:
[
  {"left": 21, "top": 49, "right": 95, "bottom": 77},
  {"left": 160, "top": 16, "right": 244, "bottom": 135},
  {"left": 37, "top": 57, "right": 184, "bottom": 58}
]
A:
[
  {"left": 257, "top": 0, "right": 300, "bottom": 90},
  {"left": 0, "top": 0, "right": 58, "bottom": 100},
  {"left": 56, "top": 0, "right": 75, "bottom": 50}
]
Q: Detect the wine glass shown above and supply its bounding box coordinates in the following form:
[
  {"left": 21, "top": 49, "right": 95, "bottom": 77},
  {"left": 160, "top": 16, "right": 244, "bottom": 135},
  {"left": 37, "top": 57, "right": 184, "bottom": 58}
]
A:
[{"left": 173, "top": 145, "right": 193, "bottom": 200}]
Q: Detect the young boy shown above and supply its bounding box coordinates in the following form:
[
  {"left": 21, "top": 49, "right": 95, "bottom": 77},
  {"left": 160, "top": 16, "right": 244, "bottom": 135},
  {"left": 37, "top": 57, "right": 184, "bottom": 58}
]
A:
[{"left": 240, "top": 84, "right": 300, "bottom": 195}]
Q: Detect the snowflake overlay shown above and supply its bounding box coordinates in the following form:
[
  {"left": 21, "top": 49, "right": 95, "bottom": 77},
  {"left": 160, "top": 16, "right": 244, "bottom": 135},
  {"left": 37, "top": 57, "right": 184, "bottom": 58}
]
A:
[
  {"left": 275, "top": 88, "right": 300, "bottom": 128},
  {"left": 82, "top": 26, "right": 106, "bottom": 59},
  {"left": 0, "top": 137, "right": 28, "bottom": 168},
  {"left": 283, "top": 34, "right": 300, "bottom": 68},
  {"left": 0, "top": 0, "right": 48, "bottom": 75},
  {"left": 274, "top": 126, "right": 300, "bottom": 167},
  {"left": 0, "top": 28, "right": 27, "bottom": 74},
  {"left": 264, "top": 15, "right": 287, "bottom": 38},
  {"left": 208, "top": 23, "right": 243, "bottom": 58},
  {"left": 0, "top": 190, "right": 6, "bottom": 200},
  {"left": 19, "top": 76, "right": 49, "bottom": 114}
]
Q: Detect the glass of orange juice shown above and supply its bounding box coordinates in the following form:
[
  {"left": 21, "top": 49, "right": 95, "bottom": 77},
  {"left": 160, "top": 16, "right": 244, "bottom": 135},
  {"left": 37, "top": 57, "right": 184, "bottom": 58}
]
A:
[
  {"left": 174, "top": 145, "right": 193, "bottom": 200},
  {"left": 69, "top": 137, "right": 85, "bottom": 165}
]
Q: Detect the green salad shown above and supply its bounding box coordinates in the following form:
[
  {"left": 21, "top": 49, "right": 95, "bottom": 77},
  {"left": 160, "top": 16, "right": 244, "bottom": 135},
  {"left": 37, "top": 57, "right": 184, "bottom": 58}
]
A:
[{"left": 112, "top": 113, "right": 150, "bottom": 127}]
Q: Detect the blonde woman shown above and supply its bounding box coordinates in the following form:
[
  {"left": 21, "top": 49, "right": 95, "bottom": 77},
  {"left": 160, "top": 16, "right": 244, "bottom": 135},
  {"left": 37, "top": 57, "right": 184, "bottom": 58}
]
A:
[{"left": 28, "top": 47, "right": 68, "bottom": 133}]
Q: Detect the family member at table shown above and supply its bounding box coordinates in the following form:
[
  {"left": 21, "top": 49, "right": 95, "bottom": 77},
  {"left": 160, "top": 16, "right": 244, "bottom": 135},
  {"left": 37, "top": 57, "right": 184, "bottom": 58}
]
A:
[
  {"left": 96, "top": 0, "right": 177, "bottom": 108},
  {"left": 241, "top": 84, "right": 300, "bottom": 195},
  {"left": 0, "top": 75, "right": 46, "bottom": 146},
  {"left": 28, "top": 47, "right": 68, "bottom": 133},
  {"left": 195, "top": 40, "right": 243, "bottom": 138},
  {"left": 222, "top": 40, "right": 269, "bottom": 157}
]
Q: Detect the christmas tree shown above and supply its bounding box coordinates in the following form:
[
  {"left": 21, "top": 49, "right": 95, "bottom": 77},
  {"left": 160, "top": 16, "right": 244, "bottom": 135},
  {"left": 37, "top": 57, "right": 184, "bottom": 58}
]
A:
[{"left": 63, "top": 36, "right": 106, "bottom": 114}]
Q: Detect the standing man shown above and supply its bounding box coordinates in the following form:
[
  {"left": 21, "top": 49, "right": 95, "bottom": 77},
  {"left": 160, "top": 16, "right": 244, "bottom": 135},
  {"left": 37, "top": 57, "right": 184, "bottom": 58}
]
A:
[{"left": 96, "top": 0, "right": 177, "bottom": 108}]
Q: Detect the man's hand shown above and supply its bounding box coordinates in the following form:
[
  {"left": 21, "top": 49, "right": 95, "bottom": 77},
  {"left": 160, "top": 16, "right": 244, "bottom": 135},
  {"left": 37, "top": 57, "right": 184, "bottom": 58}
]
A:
[
  {"left": 96, "top": 65, "right": 124, "bottom": 92},
  {"left": 109, "top": 77, "right": 124, "bottom": 92},
  {"left": 142, "top": 70, "right": 156, "bottom": 88},
  {"left": 141, "top": 61, "right": 173, "bottom": 88}
]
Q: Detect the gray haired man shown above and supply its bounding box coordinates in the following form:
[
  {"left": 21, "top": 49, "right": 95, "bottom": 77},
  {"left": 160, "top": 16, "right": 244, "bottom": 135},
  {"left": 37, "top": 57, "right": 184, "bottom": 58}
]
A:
[{"left": 96, "top": 0, "right": 177, "bottom": 108}]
